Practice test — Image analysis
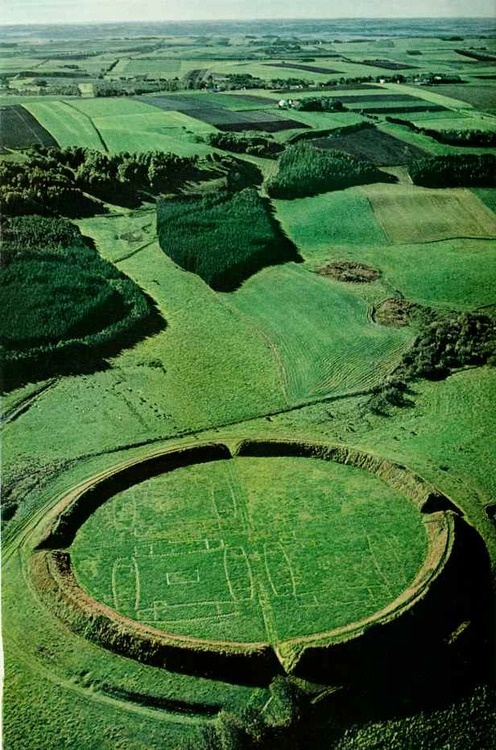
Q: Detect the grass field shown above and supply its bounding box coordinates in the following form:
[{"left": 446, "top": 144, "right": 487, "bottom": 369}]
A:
[
  {"left": 71, "top": 455, "right": 427, "bottom": 643},
  {"left": 225, "top": 265, "right": 410, "bottom": 402},
  {"left": 362, "top": 183, "right": 496, "bottom": 244},
  {"left": 275, "top": 189, "right": 389, "bottom": 252},
  {"left": 22, "top": 100, "right": 105, "bottom": 150}
]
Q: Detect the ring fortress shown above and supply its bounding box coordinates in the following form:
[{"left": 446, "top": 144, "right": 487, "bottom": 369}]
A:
[{"left": 31, "top": 439, "right": 458, "bottom": 681}]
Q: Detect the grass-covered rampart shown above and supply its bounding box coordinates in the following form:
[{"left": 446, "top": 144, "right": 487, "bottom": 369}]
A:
[{"left": 30, "top": 438, "right": 466, "bottom": 687}]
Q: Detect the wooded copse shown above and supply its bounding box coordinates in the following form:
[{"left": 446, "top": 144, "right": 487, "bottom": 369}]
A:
[
  {"left": 409, "top": 154, "right": 496, "bottom": 187},
  {"left": 267, "top": 141, "right": 394, "bottom": 199},
  {"left": 1, "top": 215, "right": 162, "bottom": 389},
  {"left": 157, "top": 188, "right": 300, "bottom": 291}
]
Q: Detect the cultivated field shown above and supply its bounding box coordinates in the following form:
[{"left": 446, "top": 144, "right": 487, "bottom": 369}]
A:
[{"left": 362, "top": 183, "right": 496, "bottom": 244}]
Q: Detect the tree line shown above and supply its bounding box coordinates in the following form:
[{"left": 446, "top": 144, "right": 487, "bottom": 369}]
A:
[{"left": 266, "top": 141, "right": 394, "bottom": 199}]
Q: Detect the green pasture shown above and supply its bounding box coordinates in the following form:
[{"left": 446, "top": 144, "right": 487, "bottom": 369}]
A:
[
  {"left": 225, "top": 265, "right": 410, "bottom": 402},
  {"left": 22, "top": 100, "right": 105, "bottom": 149},
  {"left": 410, "top": 114, "right": 496, "bottom": 132},
  {"left": 116, "top": 58, "right": 183, "bottom": 76},
  {"left": 71, "top": 455, "right": 427, "bottom": 643},
  {"left": 92, "top": 111, "right": 215, "bottom": 155},
  {"left": 66, "top": 97, "right": 162, "bottom": 118},
  {"left": 0, "top": 57, "right": 44, "bottom": 72},
  {"left": 362, "top": 183, "right": 496, "bottom": 244},
  {"left": 320, "top": 239, "right": 496, "bottom": 310},
  {"left": 274, "top": 188, "right": 496, "bottom": 310},
  {"left": 275, "top": 189, "right": 388, "bottom": 251}
]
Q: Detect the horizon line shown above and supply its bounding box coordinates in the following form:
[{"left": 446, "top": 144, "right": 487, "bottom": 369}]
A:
[{"left": 1, "top": 15, "right": 495, "bottom": 29}]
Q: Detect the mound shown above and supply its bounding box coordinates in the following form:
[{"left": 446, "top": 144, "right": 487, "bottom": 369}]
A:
[{"left": 318, "top": 261, "right": 381, "bottom": 283}]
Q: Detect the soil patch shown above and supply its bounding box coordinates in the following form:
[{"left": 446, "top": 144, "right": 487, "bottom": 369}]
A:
[
  {"left": 374, "top": 298, "right": 416, "bottom": 327},
  {"left": 318, "top": 261, "right": 381, "bottom": 283}
]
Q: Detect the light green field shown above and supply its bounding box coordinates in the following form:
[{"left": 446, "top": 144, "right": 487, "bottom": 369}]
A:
[
  {"left": 409, "top": 112, "right": 496, "bottom": 132},
  {"left": 92, "top": 111, "right": 215, "bottom": 155},
  {"left": 22, "top": 100, "right": 105, "bottom": 149},
  {"left": 118, "top": 58, "right": 183, "bottom": 76},
  {"left": 71, "top": 455, "right": 427, "bottom": 643},
  {"left": 275, "top": 189, "right": 389, "bottom": 252},
  {"left": 361, "top": 183, "right": 496, "bottom": 244},
  {"left": 66, "top": 98, "right": 162, "bottom": 118},
  {"left": 225, "top": 265, "right": 410, "bottom": 402}
]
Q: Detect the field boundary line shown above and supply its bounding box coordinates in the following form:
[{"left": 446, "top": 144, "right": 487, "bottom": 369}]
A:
[{"left": 62, "top": 100, "right": 109, "bottom": 151}]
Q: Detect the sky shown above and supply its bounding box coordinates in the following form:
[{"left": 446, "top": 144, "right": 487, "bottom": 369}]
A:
[{"left": 1, "top": 0, "right": 495, "bottom": 26}]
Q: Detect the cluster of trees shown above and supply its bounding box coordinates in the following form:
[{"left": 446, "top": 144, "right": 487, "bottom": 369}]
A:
[
  {"left": 266, "top": 142, "right": 393, "bottom": 199},
  {"left": 296, "top": 96, "right": 346, "bottom": 112},
  {"left": 207, "top": 132, "right": 283, "bottom": 158},
  {"left": 0, "top": 146, "right": 226, "bottom": 216},
  {"left": 387, "top": 117, "right": 496, "bottom": 147},
  {"left": 157, "top": 188, "right": 300, "bottom": 291},
  {"left": 369, "top": 309, "right": 495, "bottom": 413},
  {"left": 93, "top": 80, "right": 174, "bottom": 97},
  {"left": 1, "top": 215, "right": 162, "bottom": 390},
  {"left": 409, "top": 154, "right": 496, "bottom": 188},
  {"left": 401, "top": 310, "right": 496, "bottom": 380}
]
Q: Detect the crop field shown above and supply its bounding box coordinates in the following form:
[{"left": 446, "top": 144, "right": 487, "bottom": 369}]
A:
[
  {"left": 71, "top": 456, "right": 427, "bottom": 643},
  {"left": 22, "top": 100, "right": 105, "bottom": 149},
  {"left": 275, "top": 189, "right": 389, "bottom": 253},
  {"left": 423, "top": 84, "right": 496, "bottom": 111},
  {"left": 3, "top": 17, "right": 496, "bottom": 750},
  {"left": 310, "top": 125, "right": 428, "bottom": 165},
  {"left": 0, "top": 105, "right": 58, "bottom": 151},
  {"left": 225, "top": 265, "right": 410, "bottom": 402},
  {"left": 141, "top": 94, "right": 307, "bottom": 132},
  {"left": 362, "top": 183, "right": 496, "bottom": 244}
]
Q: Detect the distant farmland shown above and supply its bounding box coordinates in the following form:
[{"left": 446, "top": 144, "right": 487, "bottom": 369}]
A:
[{"left": 141, "top": 94, "right": 308, "bottom": 132}]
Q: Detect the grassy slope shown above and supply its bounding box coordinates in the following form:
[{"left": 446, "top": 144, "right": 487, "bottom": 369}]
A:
[
  {"left": 275, "top": 188, "right": 496, "bottom": 310},
  {"left": 225, "top": 264, "right": 410, "bottom": 402}
]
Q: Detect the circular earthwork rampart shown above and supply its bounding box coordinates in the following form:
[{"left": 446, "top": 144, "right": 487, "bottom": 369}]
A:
[{"left": 30, "top": 439, "right": 457, "bottom": 682}]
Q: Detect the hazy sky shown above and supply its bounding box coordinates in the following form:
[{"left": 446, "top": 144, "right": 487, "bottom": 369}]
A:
[{"left": 2, "top": 0, "right": 495, "bottom": 26}]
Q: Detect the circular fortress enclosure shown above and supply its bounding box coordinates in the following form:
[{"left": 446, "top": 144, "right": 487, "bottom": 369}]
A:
[{"left": 32, "top": 440, "right": 454, "bottom": 680}]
